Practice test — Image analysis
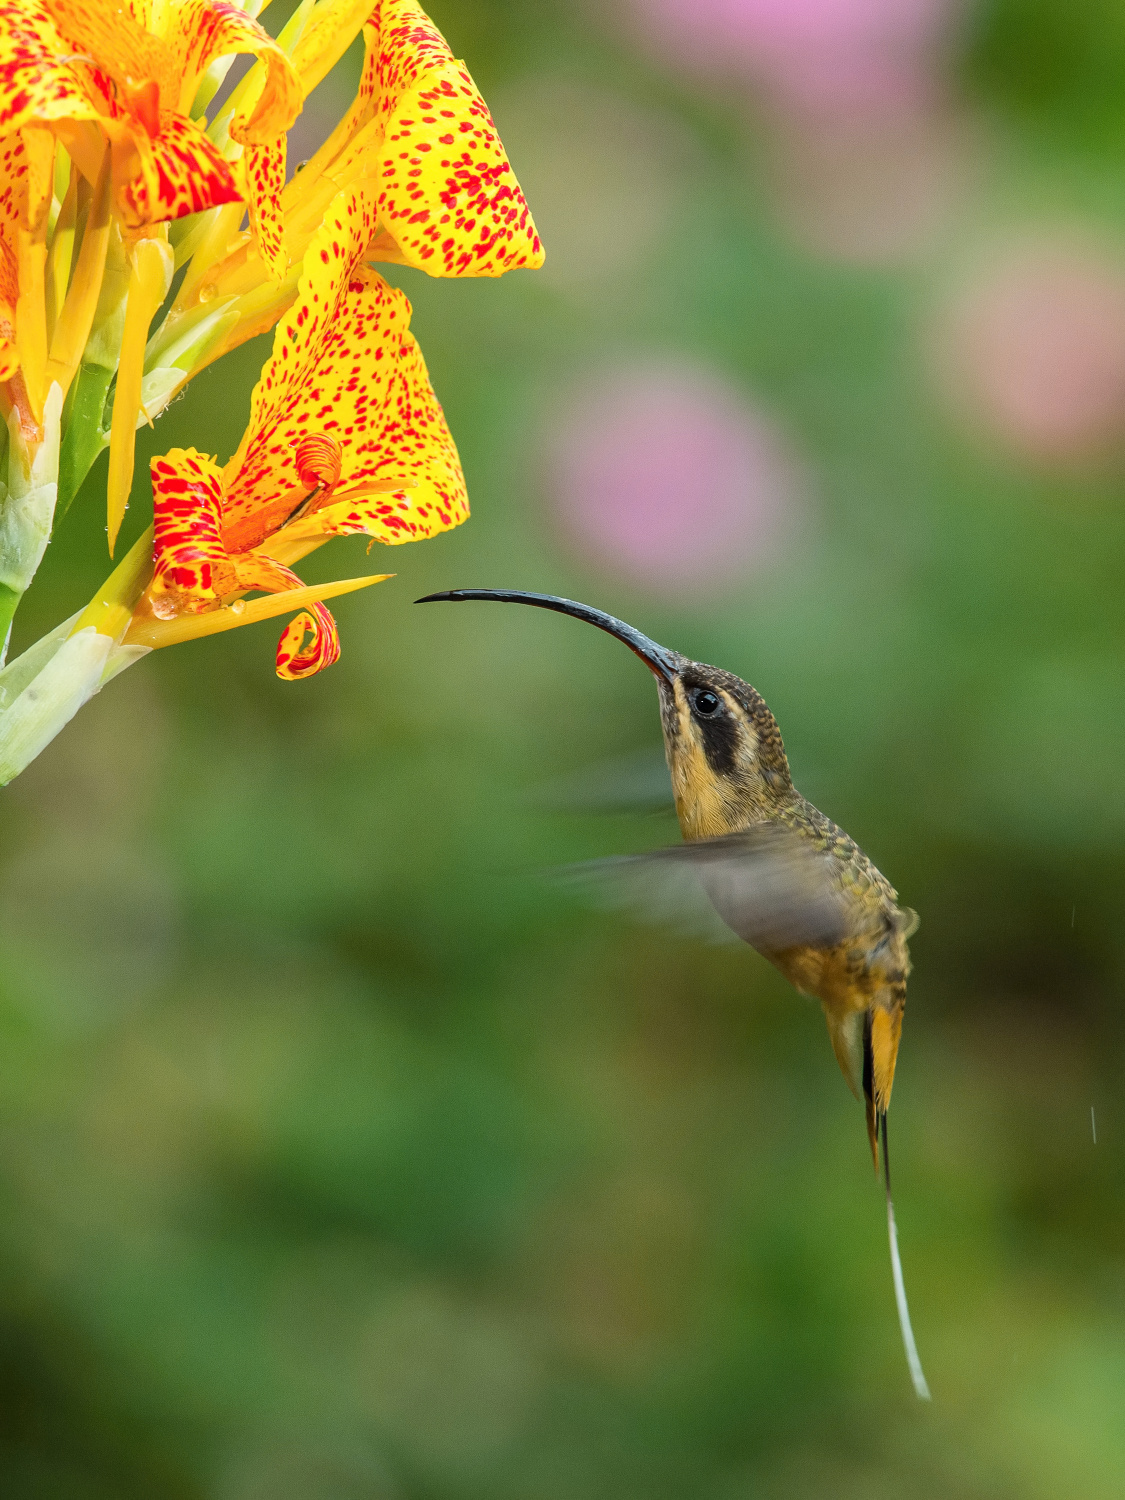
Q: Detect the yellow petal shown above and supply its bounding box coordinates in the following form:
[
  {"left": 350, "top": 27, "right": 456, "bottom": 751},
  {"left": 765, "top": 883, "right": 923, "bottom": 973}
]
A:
[
  {"left": 244, "top": 136, "right": 287, "bottom": 282},
  {"left": 289, "top": 0, "right": 373, "bottom": 98},
  {"left": 13, "top": 128, "right": 56, "bottom": 421},
  {"left": 269, "top": 323, "right": 468, "bottom": 551},
  {"left": 15, "top": 225, "right": 48, "bottom": 422},
  {"left": 273, "top": 604, "right": 340, "bottom": 679},
  {"left": 45, "top": 146, "right": 112, "bottom": 399},
  {"left": 375, "top": 57, "right": 543, "bottom": 277},
  {"left": 44, "top": 158, "right": 78, "bottom": 341},
  {"left": 286, "top": 2, "right": 543, "bottom": 280},
  {"left": 171, "top": 0, "right": 303, "bottom": 142},
  {"left": 106, "top": 233, "right": 173, "bottom": 553},
  {"left": 124, "top": 570, "right": 391, "bottom": 648}
]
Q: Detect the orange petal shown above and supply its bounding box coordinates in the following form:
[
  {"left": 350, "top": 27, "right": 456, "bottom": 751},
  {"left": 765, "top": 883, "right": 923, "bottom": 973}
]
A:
[
  {"left": 150, "top": 447, "right": 350, "bottom": 669},
  {"left": 230, "top": 548, "right": 302, "bottom": 597},
  {"left": 274, "top": 603, "right": 340, "bottom": 679},
  {"left": 43, "top": 0, "right": 165, "bottom": 106},
  {"left": 295, "top": 432, "right": 342, "bottom": 493},
  {"left": 113, "top": 111, "right": 243, "bottom": 227}
]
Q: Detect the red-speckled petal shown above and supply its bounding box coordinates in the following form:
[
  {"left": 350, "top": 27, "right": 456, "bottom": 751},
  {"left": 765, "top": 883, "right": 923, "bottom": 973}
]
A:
[
  {"left": 0, "top": 132, "right": 25, "bottom": 373},
  {"left": 114, "top": 110, "right": 242, "bottom": 226},
  {"left": 0, "top": 234, "right": 17, "bottom": 381},
  {"left": 375, "top": 58, "right": 542, "bottom": 278},
  {"left": 244, "top": 135, "right": 287, "bottom": 279},
  {"left": 166, "top": 0, "right": 302, "bottom": 138},
  {"left": 288, "top": 326, "right": 467, "bottom": 545},
  {"left": 220, "top": 180, "right": 388, "bottom": 528},
  {"left": 150, "top": 446, "right": 232, "bottom": 614},
  {"left": 150, "top": 446, "right": 342, "bottom": 678},
  {"left": 218, "top": 181, "right": 468, "bottom": 553},
  {"left": 371, "top": 0, "right": 456, "bottom": 107},
  {"left": 274, "top": 604, "right": 340, "bottom": 679},
  {"left": 0, "top": 0, "right": 102, "bottom": 135}
]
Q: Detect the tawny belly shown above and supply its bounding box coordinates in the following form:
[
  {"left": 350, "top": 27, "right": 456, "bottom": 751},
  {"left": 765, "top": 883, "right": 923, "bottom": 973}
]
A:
[{"left": 769, "top": 942, "right": 884, "bottom": 1013}]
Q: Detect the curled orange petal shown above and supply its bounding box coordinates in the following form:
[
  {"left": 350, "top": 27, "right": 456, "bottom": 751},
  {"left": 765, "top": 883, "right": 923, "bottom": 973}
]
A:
[
  {"left": 274, "top": 603, "right": 340, "bottom": 679},
  {"left": 295, "top": 432, "right": 343, "bottom": 495}
]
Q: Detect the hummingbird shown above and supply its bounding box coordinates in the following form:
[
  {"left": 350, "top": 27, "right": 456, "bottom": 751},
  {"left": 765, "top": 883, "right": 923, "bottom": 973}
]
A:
[{"left": 417, "top": 588, "right": 930, "bottom": 1401}]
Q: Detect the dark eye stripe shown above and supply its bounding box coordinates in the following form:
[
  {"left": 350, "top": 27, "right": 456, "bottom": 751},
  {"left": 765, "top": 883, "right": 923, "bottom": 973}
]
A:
[{"left": 698, "top": 709, "right": 739, "bottom": 774}]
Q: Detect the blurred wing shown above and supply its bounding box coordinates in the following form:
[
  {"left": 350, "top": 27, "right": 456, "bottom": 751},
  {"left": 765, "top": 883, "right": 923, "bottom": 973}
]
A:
[
  {"left": 530, "top": 747, "right": 674, "bottom": 813},
  {"left": 556, "top": 844, "right": 742, "bottom": 946},
  {"left": 560, "top": 825, "right": 857, "bottom": 953}
]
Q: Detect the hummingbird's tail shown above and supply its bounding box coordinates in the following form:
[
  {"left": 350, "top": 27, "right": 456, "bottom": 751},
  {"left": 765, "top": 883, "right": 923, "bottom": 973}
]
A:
[
  {"left": 880, "top": 1113, "right": 932, "bottom": 1401},
  {"left": 861, "top": 1003, "right": 904, "bottom": 1172},
  {"left": 862, "top": 1009, "right": 880, "bottom": 1172}
]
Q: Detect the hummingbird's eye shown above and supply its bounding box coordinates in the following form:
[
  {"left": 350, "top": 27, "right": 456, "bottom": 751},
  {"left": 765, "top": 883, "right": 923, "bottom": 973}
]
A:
[{"left": 693, "top": 689, "right": 721, "bottom": 717}]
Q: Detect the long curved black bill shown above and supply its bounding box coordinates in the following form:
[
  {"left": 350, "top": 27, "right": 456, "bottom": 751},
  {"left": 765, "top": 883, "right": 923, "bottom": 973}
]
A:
[{"left": 416, "top": 590, "right": 682, "bottom": 682}]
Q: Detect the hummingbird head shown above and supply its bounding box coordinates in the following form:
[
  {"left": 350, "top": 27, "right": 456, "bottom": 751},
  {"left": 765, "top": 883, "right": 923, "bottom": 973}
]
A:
[{"left": 416, "top": 590, "right": 795, "bottom": 839}]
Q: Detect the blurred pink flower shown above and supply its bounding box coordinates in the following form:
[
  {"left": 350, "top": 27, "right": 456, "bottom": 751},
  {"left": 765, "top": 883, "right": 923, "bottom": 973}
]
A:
[
  {"left": 624, "top": 0, "right": 957, "bottom": 116},
  {"left": 546, "top": 362, "right": 804, "bottom": 594},
  {"left": 933, "top": 238, "right": 1125, "bottom": 465}
]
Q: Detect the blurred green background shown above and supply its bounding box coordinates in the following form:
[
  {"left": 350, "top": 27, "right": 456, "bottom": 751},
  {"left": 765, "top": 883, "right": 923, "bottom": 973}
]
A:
[{"left": 4, "top": 0, "right": 1125, "bottom": 1493}]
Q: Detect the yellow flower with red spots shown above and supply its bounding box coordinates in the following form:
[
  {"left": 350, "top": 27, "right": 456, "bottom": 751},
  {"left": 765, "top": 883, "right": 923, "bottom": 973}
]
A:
[
  {"left": 0, "top": 0, "right": 543, "bottom": 784},
  {"left": 131, "top": 177, "right": 468, "bottom": 677},
  {"left": 0, "top": 0, "right": 300, "bottom": 234}
]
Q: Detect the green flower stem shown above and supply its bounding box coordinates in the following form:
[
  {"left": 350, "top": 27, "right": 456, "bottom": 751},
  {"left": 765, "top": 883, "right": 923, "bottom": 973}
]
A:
[{"left": 57, "top": 362, "right": 113, "bottom": 522}]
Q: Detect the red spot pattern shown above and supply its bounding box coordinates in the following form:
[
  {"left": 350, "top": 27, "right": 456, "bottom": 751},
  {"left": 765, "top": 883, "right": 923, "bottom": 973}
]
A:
[
  {"left": 116, "top": 108, "right": 242, "bottom": 226},
  {"left": 148, "top": 179, "right": 468, "bottom": 680},
  {"left": 371, "top": 0, "right": 542, "bottom": 277},
  {"left": 0, "top": 1, "right": 101, "bottom": 136},
  {"left": 149, "top": 447, "right": 231, "bottom": 614},
  {"left": 221, "top": 178, "right": 468, "bottom": 545},
  {"left": 0, "top": 0, "right": 300, "bottom": 243},
  {"left": 150, "top": 446, "right": 341, "bottom": 679},
  {"left": 244, "top": 136, "right": 287, "bottom": 282},
  {"left": 309, "top": 0, "right": 543, "bottom": 280},
  {"left": 0, "top": 131, "right": 28, "bottom": 379}
]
